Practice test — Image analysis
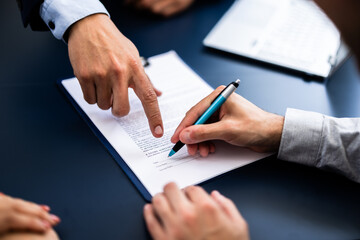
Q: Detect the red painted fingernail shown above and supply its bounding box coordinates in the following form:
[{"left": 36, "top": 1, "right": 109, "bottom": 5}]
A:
[
  {"left": 50, "top": 214, "right": 60, "bottom": 223},
  {"left": 41, "top": 205, "right": 50, "bottom": 211}
]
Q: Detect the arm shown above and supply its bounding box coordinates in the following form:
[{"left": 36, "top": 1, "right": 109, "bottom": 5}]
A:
[
  {"left": 279, "top": 109, "right": 360, "bottom": 183},
  {"left": 172, "top": 88, "right": 360, "bottom": 183},
  {"left": 17, "top": 0, "right": 164, "bottom": 137}
]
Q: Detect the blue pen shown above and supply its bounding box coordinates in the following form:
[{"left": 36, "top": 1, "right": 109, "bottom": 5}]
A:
[{"left": 168, "top": 79, "right": 241, "bottom": 157}]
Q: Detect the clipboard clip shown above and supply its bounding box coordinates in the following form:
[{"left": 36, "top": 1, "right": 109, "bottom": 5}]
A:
[{"left": 140, "top": 56, "right": 150, "bottom": 67}]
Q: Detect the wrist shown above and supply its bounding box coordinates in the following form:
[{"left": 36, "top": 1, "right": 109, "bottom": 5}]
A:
[
  {"left": 67, "top": 13, "right": 110, "bottom": 43},
  {"left": 251, "top": 113, "right": 284, "bottom": 153},
  {"left": 266, "top": 113, "right": 285, "bottom": 152}
]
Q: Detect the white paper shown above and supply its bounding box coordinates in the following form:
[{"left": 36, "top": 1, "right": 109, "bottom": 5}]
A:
[
  {"left": 203, "top": 0, "right": 341, "bottom": 77},
  {"left": 62, "top": 51, "right": 269, "bottom": 196}
]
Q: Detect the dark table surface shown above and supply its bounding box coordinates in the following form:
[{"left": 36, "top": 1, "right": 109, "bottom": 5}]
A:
[{"left": 1, "top": 0, "right": 360, "bottom": 239}]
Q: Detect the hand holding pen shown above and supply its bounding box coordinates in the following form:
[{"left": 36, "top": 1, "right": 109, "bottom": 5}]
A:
[
  {"left": 170, "top": 79, "right": 284, "bottom": 156},
  {"left": 169, "top": 80, "right": 240, "bottom": 157}
]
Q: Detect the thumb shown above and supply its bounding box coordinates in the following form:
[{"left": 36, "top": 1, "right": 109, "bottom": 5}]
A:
[{"left": 179, "top": 122, "right": 224, "bottom": 144}]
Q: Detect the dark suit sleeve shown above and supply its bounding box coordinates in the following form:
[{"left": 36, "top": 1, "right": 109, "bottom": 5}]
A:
[{"left": 16, "top": 0, "right": 48, "bottom": 31}]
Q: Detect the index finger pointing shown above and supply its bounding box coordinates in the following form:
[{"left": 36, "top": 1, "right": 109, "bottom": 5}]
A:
[
  {"left": 134, "top": 73, "right": 164, "bottom": 138},
  {"left": 171, "top": 86, "right": 225, "bottom": 143}
]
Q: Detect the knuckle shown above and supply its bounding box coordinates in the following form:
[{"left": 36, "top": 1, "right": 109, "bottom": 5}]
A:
[
  {"left": 112, "top": 105, "right": 130, "bottom": 117},
  {"left": 200, "top": 200, "right": 217, "bottom": 214},
  {"left": 152, "top": 194, "right": 163, "bottom": 207},
  {"left": 194, "top": 127, "right": 205, "bottom": 139},
  {"left": 148, "top": 111, "right": 161, "bottom": 123},
  {"left": 142, "top": 88, "right": 157, "bottom": 103},
  {"left": 185, "top": 185, "right": 197, "bottom": 193},
  {"left": 11, "top": 199, "right": 22, "bottom": 211},
  {"left": 128, "top": 56, "right": 140, "bottom": 70},
  {"left": 180, "top": 208, "right": 195, "bottom": 225},
  {"left": 97, "top": 102, "right": 111, "bottom": 111},
  {"left": 111, "top": 63, "right": 126, "bottom": 79},
  {"left": 37, "top": 209, "right": 47, "bottom": 219},
  {"left": 83, "top": 94, "right": 96, "bottom": 105},
  {"left": 94, "top": 69, "right": 107, "bottom": 80},
  {"left": 76, "top": 70, "right": 91, "bottom": 83}
]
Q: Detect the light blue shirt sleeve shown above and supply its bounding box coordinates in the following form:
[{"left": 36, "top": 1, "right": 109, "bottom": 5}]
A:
[{"left": 40, "top": 0, "right": 110, "bottom": 40}]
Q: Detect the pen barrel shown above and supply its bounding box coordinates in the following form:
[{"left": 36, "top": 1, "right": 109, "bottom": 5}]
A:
[
  {"left": 194, "top": 84, "right": 237, "bottom": 125},
  {"left": 173, "top": 141, "right": 185, "bottom": 152},
  {"left": 194, "top": 95, "right": 227, "bottom": 125}
]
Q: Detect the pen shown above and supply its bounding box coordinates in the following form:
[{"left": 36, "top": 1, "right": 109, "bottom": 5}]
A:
[{"left": 168, "top": 79, "right": 241, "bottom": 157}]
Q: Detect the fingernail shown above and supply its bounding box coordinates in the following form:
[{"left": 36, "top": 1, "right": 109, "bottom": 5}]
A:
[
  {"left": 154, "top": 125, "right": 163, "bottom": 135},
  {"left": 144, "top": 204, "right": 150, "bottom": 211},
  {"left": 212, "top": 190, "right": 220, "bottom": 197},
  {"left": 41, "top": 205, "right": 50, "bottom": 211},
  {"left": 50, "top": 214, "right": 60, "bottom": 223}
]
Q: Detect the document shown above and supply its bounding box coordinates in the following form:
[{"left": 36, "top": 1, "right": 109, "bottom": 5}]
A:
[{"left": 61, "top": 51, "right": 269, "bottom": 197}]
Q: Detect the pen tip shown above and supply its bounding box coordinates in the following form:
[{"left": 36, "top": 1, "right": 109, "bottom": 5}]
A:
[
  {"left": 235, "top": 79, "right": 241, "bottom": 84},
  {"left": 168, "top": 149, "right": 176, "bottom": 157}
]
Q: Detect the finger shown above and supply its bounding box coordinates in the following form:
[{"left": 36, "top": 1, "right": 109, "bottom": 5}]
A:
[
  {"left": 133, "top": 71, "right": 163, "bottom": 138},
  {"left": 171, "top": 86, "right": 225, "bottom": 143},
  {"left": 7, "top": 213, "right": 51, "bottom": 232},
  {"left": 12, "top": 199, "right": 60, "bottom": 225},
  {"left": 187, "top": 144, "right": 198, "bottom": 156},
  {"left": 78, "top": 79, "right": 97, "bottom": 104},
  {"left": 198, "top": 142, "right": 210, "bottom": 157},
  {"left": 184, "top": 185, "right": 211, "bottom": 204},
  {"left": 163, "top": 182, "right": 190, "bottom": 213},
  {"left": 95, "top": 77, "right": 112, "bottom": 110},
  {"left": 144, "top": 204, "right": 166, "bottom": 240},
  {"left": 211, "top": 190, "right": 243, "bottom": 221},
  {"left": 151, "top": 193, "right": 173, "bottom": 227},
  {"left": 40, "top": 205, "right": 50, "bottom": 212},
  {"left": 111, "top": 79, "right": 130, "bottom": 117},
  {"left": 154, "top": 87, "right": 162, "bottom": 97},
  {"left": 179, "top": 122, "right": 225, "bottom": 145}
]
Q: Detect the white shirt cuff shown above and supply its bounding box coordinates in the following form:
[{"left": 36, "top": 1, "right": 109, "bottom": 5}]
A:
[{"left": 40, "top": 0, "right": 110, "bottom": 40}]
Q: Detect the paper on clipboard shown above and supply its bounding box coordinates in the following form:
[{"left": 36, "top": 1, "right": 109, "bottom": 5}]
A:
[{"left": 60, "top": 51, "right": 269, "bottom": 199}]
